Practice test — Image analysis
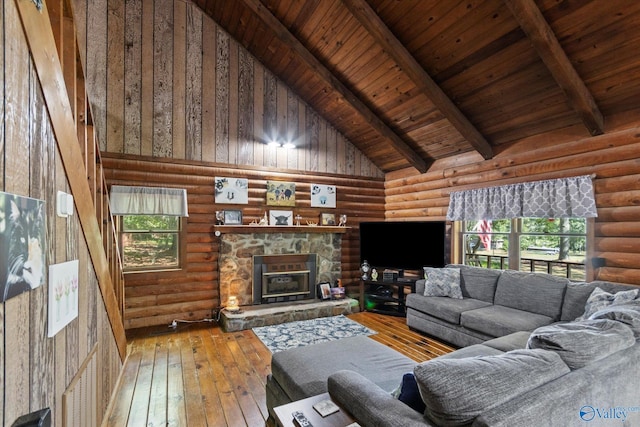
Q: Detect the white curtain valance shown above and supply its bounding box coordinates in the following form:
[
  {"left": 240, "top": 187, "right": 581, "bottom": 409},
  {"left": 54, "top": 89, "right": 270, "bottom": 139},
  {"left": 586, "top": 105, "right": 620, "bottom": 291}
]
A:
[
  {"left": 446, "top": 175, "right": 597, "bottom": 221},
  {"left": 110, "top": 185, "right": 189, "bottom": 217}
]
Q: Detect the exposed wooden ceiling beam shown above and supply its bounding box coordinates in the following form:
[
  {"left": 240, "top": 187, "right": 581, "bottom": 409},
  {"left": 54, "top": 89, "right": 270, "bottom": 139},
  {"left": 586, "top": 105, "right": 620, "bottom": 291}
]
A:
[
  {"left": 343, "top": 0, "right": 494, "bottom": 160},
  {"left": 239, "top": 0, "right": 431, "bottom": 173},
  {"left": 504, "top": 0, "right": 604, "bottom": 136}
]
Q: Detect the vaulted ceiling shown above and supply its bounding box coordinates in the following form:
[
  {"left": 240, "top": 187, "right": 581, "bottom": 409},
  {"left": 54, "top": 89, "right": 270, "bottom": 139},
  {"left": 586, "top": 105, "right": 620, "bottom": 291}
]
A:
[{"left": 191, "top": 0, "right": 640, "bottom": 173}]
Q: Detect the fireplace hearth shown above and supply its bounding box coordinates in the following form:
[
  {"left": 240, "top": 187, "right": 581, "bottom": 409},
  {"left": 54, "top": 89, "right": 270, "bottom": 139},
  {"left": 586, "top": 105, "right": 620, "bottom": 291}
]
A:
[{"left": 252, "top": 254, "right": 317, "bottom": 304}]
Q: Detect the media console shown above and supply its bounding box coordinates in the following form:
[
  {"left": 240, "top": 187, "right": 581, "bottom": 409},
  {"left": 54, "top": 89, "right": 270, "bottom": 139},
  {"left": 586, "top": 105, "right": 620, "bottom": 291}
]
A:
[{"left": 359, "top": 278, "right": 416, "bottom": 317}]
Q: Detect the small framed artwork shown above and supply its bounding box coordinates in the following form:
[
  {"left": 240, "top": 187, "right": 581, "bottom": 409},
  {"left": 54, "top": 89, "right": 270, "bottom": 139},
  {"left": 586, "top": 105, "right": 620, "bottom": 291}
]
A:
[
  {"left": 310, "top": 184, "right": 336, "bottom": 208},
  {"left": 270, "top": 210, "right": 293, "bottom": 226},
  {"left": 266, "top": 181, "right": 296, "bottom": 206},
  {"left": 318, "top": 282, "right": 331, "bottom": 300},
  {"left": 215, "top": 177, "right": 249, "bottom": 204},
  {"left": 320, "top": 213, "right": 336, "bottom": 226},
  {"left": 223, "top": 210, "right": 243, "bottom": 225}
]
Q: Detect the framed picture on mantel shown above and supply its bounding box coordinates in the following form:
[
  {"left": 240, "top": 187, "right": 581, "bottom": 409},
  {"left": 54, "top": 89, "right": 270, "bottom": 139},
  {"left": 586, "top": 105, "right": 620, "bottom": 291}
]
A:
[{"left": 223, "top": 210, "right": 243, "bottom": 225}]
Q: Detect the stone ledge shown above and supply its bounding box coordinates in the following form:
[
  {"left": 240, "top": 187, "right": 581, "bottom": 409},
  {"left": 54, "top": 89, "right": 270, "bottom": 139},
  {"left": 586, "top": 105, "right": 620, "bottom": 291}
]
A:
[{"left": 220, "top": 298, "right": 359, "bottom": 332}]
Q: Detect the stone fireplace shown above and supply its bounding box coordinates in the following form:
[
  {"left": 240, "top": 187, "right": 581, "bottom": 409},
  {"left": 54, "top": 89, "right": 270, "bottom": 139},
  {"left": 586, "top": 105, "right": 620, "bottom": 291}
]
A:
[
  {"left": 217, "top": 229, "right": 343, "bottom": 307},
  {"left": 252, "top": 254, "right": 317, "bottom": 304}
]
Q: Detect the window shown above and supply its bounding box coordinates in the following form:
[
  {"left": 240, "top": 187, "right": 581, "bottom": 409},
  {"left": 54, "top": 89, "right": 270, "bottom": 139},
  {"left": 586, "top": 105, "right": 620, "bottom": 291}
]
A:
[
  {"left": 461, "top": 218, "right": 587, "bottom": 281},
  {"left": 121, "top": 215, "right": 184, "bottom": 272}
]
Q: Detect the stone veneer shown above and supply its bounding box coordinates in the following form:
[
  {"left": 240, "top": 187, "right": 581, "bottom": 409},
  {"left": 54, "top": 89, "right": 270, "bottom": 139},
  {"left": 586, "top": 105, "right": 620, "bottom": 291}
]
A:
[
  {"left": 218, "top": 232, "right": 343, "bottom": 306},
  {"left": 220, "top": 298, "right": 358, "bottom": 332}
]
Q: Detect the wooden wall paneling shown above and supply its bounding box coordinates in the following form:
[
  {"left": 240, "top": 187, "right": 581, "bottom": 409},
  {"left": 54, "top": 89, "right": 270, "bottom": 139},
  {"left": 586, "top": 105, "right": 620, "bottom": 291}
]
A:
[
  {"left": 153, "top": 0, "right": 174, "bottom": 157},
  {"left": 273, "top": 82, "right": 286, "bottom": 166},
  {"left": 252, "top": 58, "right": 265, "bottom": 165},
  {"left": 229, "top": 37, "right": 240, "bottom": 166},
  {"left": 238, "top": 49, "right": 254, "bottom": 165},
  {"left": 186, "top": 3, "right": 203, "bottom": 161},
  {"left": 86, "top": 0, "right": 107, "bottom": 151},
  {"left": 173, "top": 0, "right": 187, "bottom": 160},
  {"left": 140, "top": 0, "right": 153, "bottom": 156},
  {"left": 124, "top": 0, "right": 142, "bottom": 155},
  {"left": 263, "top": 71, "right": 277, "bottom": 166},
  {"left": 215, "top": 27, "right": 230, "bottom": 162},
  {"left": 4, "top": 1, "right": 31, "bottom": 422},
  {"left": 201, "top": 15, "right": 217, "bottom": 162},
  {"left": 285, "top": 88, "right": 298, "bottom": 169}
]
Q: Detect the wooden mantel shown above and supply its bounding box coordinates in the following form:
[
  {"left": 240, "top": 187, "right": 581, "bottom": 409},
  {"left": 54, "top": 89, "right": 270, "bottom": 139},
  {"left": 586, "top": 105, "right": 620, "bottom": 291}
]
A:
[{"left": 214, "top": 225, "right": 348, "bottom": 234}]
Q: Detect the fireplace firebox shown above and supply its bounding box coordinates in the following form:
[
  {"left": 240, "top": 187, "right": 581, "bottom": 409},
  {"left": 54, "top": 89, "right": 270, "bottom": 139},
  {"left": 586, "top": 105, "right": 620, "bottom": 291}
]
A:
[{"left": 252, "top": 254, "right": 317, "bottom": 304}]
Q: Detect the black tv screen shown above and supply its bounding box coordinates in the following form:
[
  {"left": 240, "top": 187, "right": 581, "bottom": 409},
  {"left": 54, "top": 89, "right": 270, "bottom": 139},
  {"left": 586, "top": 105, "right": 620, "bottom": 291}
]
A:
[{"left": 359, "top": 221, "right": 447, "bottom": 272}]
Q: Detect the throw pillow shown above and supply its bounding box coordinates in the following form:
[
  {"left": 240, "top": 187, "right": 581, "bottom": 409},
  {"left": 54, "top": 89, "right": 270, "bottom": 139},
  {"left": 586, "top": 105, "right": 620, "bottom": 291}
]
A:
[
  {"left": 589, "top": 299, "right": 640, "bottom": 338},
  {"left": 423, "top": 267, "right": 463, "bottom": 299},
  {"left": 390, "top": 372, "right": 426, "bottom": 413},
  {"left": 526, "top": 319, "right": 635, "bottom": 370},
  {"left": 576, "top": 287, "right": 639, "bottom": 320},
  {"left": 413, "top": 349, "right": 570, "bottom": 426}
]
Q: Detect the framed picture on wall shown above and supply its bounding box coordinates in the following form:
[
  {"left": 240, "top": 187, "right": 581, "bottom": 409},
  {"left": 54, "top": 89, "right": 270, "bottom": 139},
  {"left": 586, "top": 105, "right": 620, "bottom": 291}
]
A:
[
  {"left": 215, "top": 177, "right": 249, "bottom": 204},
  {"left": 223, "top": 210, "right": 243, "bottom": 225},
  {"left": 310, "top": 184, "right": 336, "bottom": 208},
  {"left": 270, "top": 210, "right": 293, "bottom": 226},
  {"left": 266, "top": 181, "right": 296, "bottom": 206},
  {"left": 320, "top": 213, "right": 336, "bottom": 226}
]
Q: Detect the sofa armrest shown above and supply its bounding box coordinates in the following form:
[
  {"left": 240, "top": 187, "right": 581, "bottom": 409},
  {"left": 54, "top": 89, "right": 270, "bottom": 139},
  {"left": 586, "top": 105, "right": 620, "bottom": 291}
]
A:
[
  {"left": 328, "top": 370, "right": 433, "bottom": 427},
  {"left": 415, "top": 279, "right": 425, "bottom": 295}
]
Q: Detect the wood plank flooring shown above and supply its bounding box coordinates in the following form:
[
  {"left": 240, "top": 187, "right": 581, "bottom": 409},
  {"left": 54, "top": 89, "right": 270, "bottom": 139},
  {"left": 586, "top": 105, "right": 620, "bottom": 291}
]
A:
[{"left": 104, "top": 312, "right": 455, "bottom": 427}]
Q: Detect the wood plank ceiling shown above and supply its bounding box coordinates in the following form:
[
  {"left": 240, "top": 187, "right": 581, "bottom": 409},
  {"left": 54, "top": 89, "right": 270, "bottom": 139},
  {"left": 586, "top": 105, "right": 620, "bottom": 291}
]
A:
[{"left": 192, "top": 0, "right": 640, "bottom": 173}]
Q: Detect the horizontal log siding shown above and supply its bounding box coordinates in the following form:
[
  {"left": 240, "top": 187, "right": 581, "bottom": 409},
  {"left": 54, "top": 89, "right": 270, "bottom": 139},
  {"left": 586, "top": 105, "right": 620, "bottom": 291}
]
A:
[
  {"left": 102, "top": 154, "right": 384, "bottom": 329},
  {"left": 385, "top": 118, "right": 640, "bottom": 286}
]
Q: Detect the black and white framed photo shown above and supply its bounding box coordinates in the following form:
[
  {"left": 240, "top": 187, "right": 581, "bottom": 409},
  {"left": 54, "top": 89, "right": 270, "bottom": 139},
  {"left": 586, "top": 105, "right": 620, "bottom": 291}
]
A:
[
  {"left": 223, "top": 210, "right": 243, "bottom": 225},
  {"left": 270, "top": 210, "right": 293, "bottom": 226},
  {"left": 318, "top": 282, "right": 331, "bottom": 300}
]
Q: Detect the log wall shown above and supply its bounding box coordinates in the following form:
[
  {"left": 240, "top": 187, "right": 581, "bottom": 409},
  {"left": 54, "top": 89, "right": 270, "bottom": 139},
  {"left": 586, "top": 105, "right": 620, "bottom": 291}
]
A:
[
  {"left": 102, "top": 154, "right": 384, "bottom": 329},
  {"left": 1, "top": 1, "right": 121, "bottom": 426},
  {"left": 385, "top": 111, "right": 640, "bottom": 287}
]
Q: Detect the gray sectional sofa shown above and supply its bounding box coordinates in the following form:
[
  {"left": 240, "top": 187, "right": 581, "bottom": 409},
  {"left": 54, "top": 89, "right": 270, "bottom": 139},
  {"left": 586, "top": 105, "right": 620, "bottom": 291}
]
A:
[{"left": 266, "top": 265, "right": 640, "bottom": 426}]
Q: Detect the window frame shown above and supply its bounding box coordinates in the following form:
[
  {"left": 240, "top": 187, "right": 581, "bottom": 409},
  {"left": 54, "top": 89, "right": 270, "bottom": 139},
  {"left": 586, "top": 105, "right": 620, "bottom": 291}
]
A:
[
  {"left": 118, "top": 215, "right": 187, "bottom": 274},
  {"left": 457, "top": 218, "right": 590, "bottom": 281}
]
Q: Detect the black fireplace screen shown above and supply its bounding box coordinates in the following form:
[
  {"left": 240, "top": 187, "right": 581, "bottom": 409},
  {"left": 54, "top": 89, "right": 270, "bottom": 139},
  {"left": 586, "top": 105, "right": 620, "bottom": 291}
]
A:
[{"left": 252, "top": 254, "right": 317, "bottom": 304}]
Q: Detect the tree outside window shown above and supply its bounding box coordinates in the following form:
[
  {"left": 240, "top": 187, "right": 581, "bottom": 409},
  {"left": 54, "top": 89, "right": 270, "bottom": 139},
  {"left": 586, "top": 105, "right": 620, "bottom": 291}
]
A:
[
  {"left": 461, "top": 218, "right": 586, "bottom": 281},
  {"left": 121, "top": 215, "right": 182, "bottom": 271}
]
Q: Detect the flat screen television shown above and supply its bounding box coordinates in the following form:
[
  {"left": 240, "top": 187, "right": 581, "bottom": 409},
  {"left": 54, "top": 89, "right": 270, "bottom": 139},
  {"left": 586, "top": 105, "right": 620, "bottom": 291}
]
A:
[{"left": 359, "top": 221, "right": 448, "bottom": 272}]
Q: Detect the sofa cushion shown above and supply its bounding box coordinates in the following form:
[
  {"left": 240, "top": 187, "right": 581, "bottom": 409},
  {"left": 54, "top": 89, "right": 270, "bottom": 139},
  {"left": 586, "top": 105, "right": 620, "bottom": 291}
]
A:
[
  {"left": 460, "top": 304, "right": 554, "bottom": 337},
  {"left": 405, "top": 294, "right": 491, "bottom": 324},
  {"left": 423, "top": 267, "right": 463, "bottom": 299},
  {"left": 493, "top": 270, "right": 568, "bottom": 320},
  {"left": 447, "top": 264, "right": 501, "bottom": 303},
  {"left": 589, "top": 300, "right": 640, "bottom": 337},
  {"left": 526, "top": 319, "right": 635, "bottom": 369},
  {"left": 270, "top": 335, "right": 416, "bottom": 401},
  {"left": 576, "top": 286, "right": 639, "bottom": 320},
  {"left": 414, "top": 349, "right": 570, "bottom": 426},
  {"left": 561, "top": 281, "right": 639, "bottom": 321},
  {"left": 482, "top": 331, "right": 531, "bottom": 352},
  {"left": 390, "top": 373, "right": 426, "bottom": 413}
]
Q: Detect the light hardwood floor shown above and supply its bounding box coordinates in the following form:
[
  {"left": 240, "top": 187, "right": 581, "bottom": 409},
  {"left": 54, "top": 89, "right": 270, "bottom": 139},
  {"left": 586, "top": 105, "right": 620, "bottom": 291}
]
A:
[{"left": 104, "top": 312, "right": 455, "bottom": 427}]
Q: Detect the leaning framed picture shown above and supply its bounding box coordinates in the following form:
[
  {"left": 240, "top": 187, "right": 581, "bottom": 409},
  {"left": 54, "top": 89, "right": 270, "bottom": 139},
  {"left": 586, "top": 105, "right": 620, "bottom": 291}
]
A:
[
  {"left": 320, "top": 212, "right": 336, "bottom": 226},
  {"left": 223, "top": 210, "right": 243, "bottom": 225},
  {"left": 318, "top": 282, "right": 331, "bottom": 300}
]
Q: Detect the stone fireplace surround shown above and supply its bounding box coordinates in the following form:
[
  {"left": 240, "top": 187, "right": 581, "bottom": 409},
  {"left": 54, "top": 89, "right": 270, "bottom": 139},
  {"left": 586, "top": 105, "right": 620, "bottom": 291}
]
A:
[{"left": 217, "top": 229, "right": 344, "bottom": 308}]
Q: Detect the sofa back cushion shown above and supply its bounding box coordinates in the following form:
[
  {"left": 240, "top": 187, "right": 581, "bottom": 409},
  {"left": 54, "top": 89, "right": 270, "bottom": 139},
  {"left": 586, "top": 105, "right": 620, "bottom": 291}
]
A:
[
  {"left": 446, "top": 264, "right": 501, "bottom": 303},
  {"left": 561, "top": 280, "right": 639, "bottom": 321},
  {"left": 526, "top": 319, "right": 635, "bottom": 369},
  {"left": 414, "top": 349, "right": 570, "bottom": 426},
  {"left": 493, "top": 270, "right": 568, "bottom": 320}
]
